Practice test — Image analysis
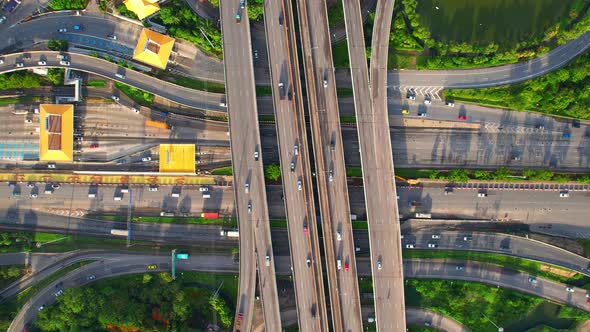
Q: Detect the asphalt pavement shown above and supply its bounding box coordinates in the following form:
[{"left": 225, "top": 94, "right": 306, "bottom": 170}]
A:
[
  {"left": 219, "top": 1, "right": 281, "bottom": 331},
  {"left": 7, "top": 252, "right": 590, "bottom": 331}
]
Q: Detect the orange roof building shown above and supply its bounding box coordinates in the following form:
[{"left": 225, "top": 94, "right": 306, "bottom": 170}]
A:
[
  {"left": 159, "top": 144, "right": 195, "bottom": 174},
  {"left": 132, "top": 28, "right": 175, "bottom": 69},
  {"left": 39, "top": 104, "right": 73, "bottom": 161},
  {"left": 123, "top": 0, "right": 160, "bottom": 20}
]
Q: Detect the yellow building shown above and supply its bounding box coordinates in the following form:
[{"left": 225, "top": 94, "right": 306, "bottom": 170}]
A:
[
  {"left": 39, "top": 104, "right": 73, "bottom": 162},
  {"left": 132, "top": 28, "right": 175, "bottom": 69},
  {"left": 123, "top": 0, "right": 160, "bottom": 20},
  {"left": 159, "top": 144, "right": 195, "bottom": 174}
]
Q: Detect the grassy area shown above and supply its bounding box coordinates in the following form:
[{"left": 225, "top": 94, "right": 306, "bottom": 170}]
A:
[
  {"left": 168, "top": 76, "right": 225, "bottom": 93},
  {"left": 340, "top": 116, "right": 356, "bottom": 124},
  {"left": 404, "top": 250, "right": 590, "bottom": 286},
  {"left": 270, "top": 220, "right": 287, "bottom": 228},
  {"left": 258, "top": 114, "right": 275, "bottom": 122},
  {"left": 0, "top": 261, "right": 91, "bottom": 330},
  {"left": 211, "top": 166, "right": 233, "bottom": 176},
  {"left": 351, "top": 221, "right": 369, "bottom": 230},
  {"left": 577, "top": 239, "right": 590, "bottom": 258},
  {"left": 0, "top": 96, "right": 40, "bottom": 106},
  {"left": 87, "top": 79, "right": 106, "bottom": 88},
  {"left": 336, "top": 88, "right": 354, "bottom": 98},
  {"left": 327, "top": 1, "right": 344, "bottom": 28},
  {"left": 255, "top": 85, "right": 273, "bottom": 96},
  {"left": 332, "top": 39, "right": 350, "bottom": 68},
  {"left": 114, "top": 82, "right": 154, "bottom": 106},
  {"left": 395, "top": 169, "right": 433, "bottom": 179},
  {"left": 96, "top": 215, "right": 237, "bottom": 228},
  {"left": 0, "top": 265, "right": 26, "bottom": 289},
  {"left": 346, "top": 167, "right": 363, "bottom": 177},
  {"left": 415, "top": 0, "right": 576, "bottom": 46}
]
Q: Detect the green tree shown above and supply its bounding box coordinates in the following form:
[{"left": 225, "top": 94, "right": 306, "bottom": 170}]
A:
[
  {"left": 447, "top": 169, "right": 469, "bottom": 183},
  {"left": 474, "top": 170, "right": 492, "bottom": 180},
  {"left": 493, "top": 167, "right": 510, "bottom": 181},
  {"left": 47, "top": 39, "right": 68, "bottom": 52},
  {"left": 209, "top": 296, "right": 232, "bottom": 327},
  {"left": 48, "top": 0, "right": 87, "bottom": 10},
  {"left": 47, "top": 68, "right": 64, "bottom": 86},
  {"left": 264, "top": 164, "right": 281, "bottom": 181}
]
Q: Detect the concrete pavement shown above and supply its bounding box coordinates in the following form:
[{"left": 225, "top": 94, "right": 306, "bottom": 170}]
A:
[
  {"left": 219, "top": 1, "right": 281, "bottom": 331},
  {"left": 296, "top": 0, "right": 363, "bottom": 329},
  {"left": 262, "top": 0, "right": 328, "bottom": 330},
  {"left": 345, "top": 0, "right": 406, "bottom": 329}
]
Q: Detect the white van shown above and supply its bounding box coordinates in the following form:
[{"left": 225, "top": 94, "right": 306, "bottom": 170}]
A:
[
  {"left": 171, "top": 192, "right": 180, "bottom": 198},
  {"left": 88, "top": 193, "right": 96, "bottom": 198},
  {"left": 114, "top": 196, "right": 122, "bottom": 201},
  {"left": 202, "top": 193, "right": 211, "bottom": 199},
  {"left": 337, "top": 259, "right": 342, "bottom": 270}
]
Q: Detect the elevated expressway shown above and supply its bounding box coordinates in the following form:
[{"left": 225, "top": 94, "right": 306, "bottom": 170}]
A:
[
  {"left": 342, "top": 0, "right": 405, "bottom": 330},
  {"left": 219, "top": 1, "right": 281, "bottom": 331},
  {"left": 295, "top": 0, "right": 363, "bottom": 330},
  {"left": 263, "top": 0, "right": 327, "bottom": 330}
]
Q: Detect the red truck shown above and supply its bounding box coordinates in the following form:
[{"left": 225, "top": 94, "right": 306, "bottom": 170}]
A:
[
  {"left": 235, "top": 313, "right": 243, "bottom": 332},
  {"left": 201, "top": 212, "right": 219, "bottom": 219}
]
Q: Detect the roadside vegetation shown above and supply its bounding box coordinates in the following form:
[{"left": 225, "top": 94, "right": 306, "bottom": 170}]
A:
[
  {"left": 264, "top": 164, "right": 281, "bottom": 181},
  {"left": 87, "top": 79, "right": 106, "bottom": 88},
  {"left": 0, "top": 261, "right": 91, "bottom": 330},
  {"left": 114, "top": 82, "right": 154, "bottom": 106},
  {"left": 46, "top": 68, "right": 64, "bottom": 86},
  {"left": 405, "top": 279, "right": 590, "bottom": 331},
  {"left": 0, "top": 265, "right": 26, "bottom": 289},
  {"left": 211, "top": 166, "right": 233, "bottom": 176},
  {"left": 47, "top": 0, "right": 87, "bottom": 10},
  {"left": 95, "top": 215, "right": 237, "bottom": 228},
  {"left": 404, "top": 250, "right": 589, "bottom": 286},
  {"left": 444, "top": 51, "right": 590, "bottom": 119},
  {"left": 116, "top": 4, "right": 139, "bottom": 20},
  {"left": 157, "top": 0, "right": 222, "bottom": 57},
  {"left": 47, "top": 39, "right": 68, "bottom": 52},
  {"left": 390, "top": 167, "right": 590, "bottom": 184},
  {"left": 387, "top": 0, "right": 590, "bottom": 69},
  {"left": 160, "top": 75, "right": 225, "bottom": 93},
  {"left": 34, "top": 272, "right": 237, "bottom": 331},
  {"left": 0, "top": 71, "right": 43, "bottom": 89}
]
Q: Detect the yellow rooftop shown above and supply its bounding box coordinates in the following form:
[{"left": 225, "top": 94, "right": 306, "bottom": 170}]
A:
[
  {"left": 159, "top": 144, "right": 195, "bottom": 174},
  {"left": 133, "top": 28, "right": 175, "bottom": 69},
  {"left": 39, "top": 104, "right": 73, "bottom": 162},
  {"left": 123, "top": 0, "right": 160, "bottom": 20}
]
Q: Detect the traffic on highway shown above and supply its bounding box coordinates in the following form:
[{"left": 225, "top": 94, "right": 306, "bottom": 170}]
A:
[{"left": 0, "top": 0, "right": 589, "bottom": 331}]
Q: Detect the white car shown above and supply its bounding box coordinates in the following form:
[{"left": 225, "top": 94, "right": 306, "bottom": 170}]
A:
[
  {"left": 244, "top": 183, "right": 249, "bottom": 193},
  {"left": 336, "top": 231, "right": 342, "bottom": 241},
  {"left": 405, "top": 244, "right": 415, "bottom": 249},
  {"left": 131, "top": 108, "right": 140, "bottom": 113},
  {"left": 323, "top": 79, "right": 328, "bottom": 88},
  {"left": 38, "top": 305, "right": 45, "bottom": 311},
  {"left": 54, "top": 289, "right": 63, "bottom": 297},
  {"left": 427, "top": 243, "right": 438, "bottom": 248},
  {"left": 38, "top": 61, "right": 46, "bottom": 66},
  {"left": 15, "top": 62, "right": 24, "bottom": 68},
  {"left": 424, "top": 99, "right": 431, "bottom": 105},
  {"left": 559, "top": 192, "right": 570, "bottom": 198},
  {"left": 59, "top": 60, "right": 70, "bottom": 66},
  {"left": 0, "top": 59, "right": 4, "bottom": 64},
  {"left": 199, "top": 187, "right": 209, "bottom": 192},
  {"left": 30, "top": 193, "right": 38, "bottom": 198},
  {"left": 377, "top": 260, "right": 382, "bottom": 270},
  {"left": 478, "top": 192, "right": 487, "bottom": 197},
  {"left": 431, "top": 234, "right": 441, "bottom": 239},
  {"left": 297, "top": 180, "right": 302, "bottom": 191},
  {"left": 142, "top": 157, "right": 151, "bottom": 162},
  {"left": 111, "top": 95, "right": 120, "bottom": 102},
  {"left": 58, "top": 28, "right": 67, "bottom": 33},
  {"left": 148, "top": 185, "right": 158, "bottom": 192},
  {"left": 247, "top": 202, "right": 252, "bottom": 214},
  {"left": 47, "top": 163, "right": 56, "bottom": 169},
  {"left": 566, "top": 286, "right": 575, "bottom": 293},
  {"left": 445, "top": 101, "right": 455, "bottom": 107}
]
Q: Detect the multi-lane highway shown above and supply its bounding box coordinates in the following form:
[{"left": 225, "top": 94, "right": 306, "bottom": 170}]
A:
[
  {"left": 262, "top": 0, "right": 329, "bottom": 330},
  {"left": 342, "top": 0, "right": 406, "bottom": 329},
  {"left": 7, "top": 251, "right": 590, "bottom": 331},
  {"left": 296, "top": 0, "right": 363, "bottom": 330},
  {"left": 0, "top": 51, "right": 224, "bottom": 110},
  {"left": 219, "top": 1, "right": 281, "bottom": 331}
]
